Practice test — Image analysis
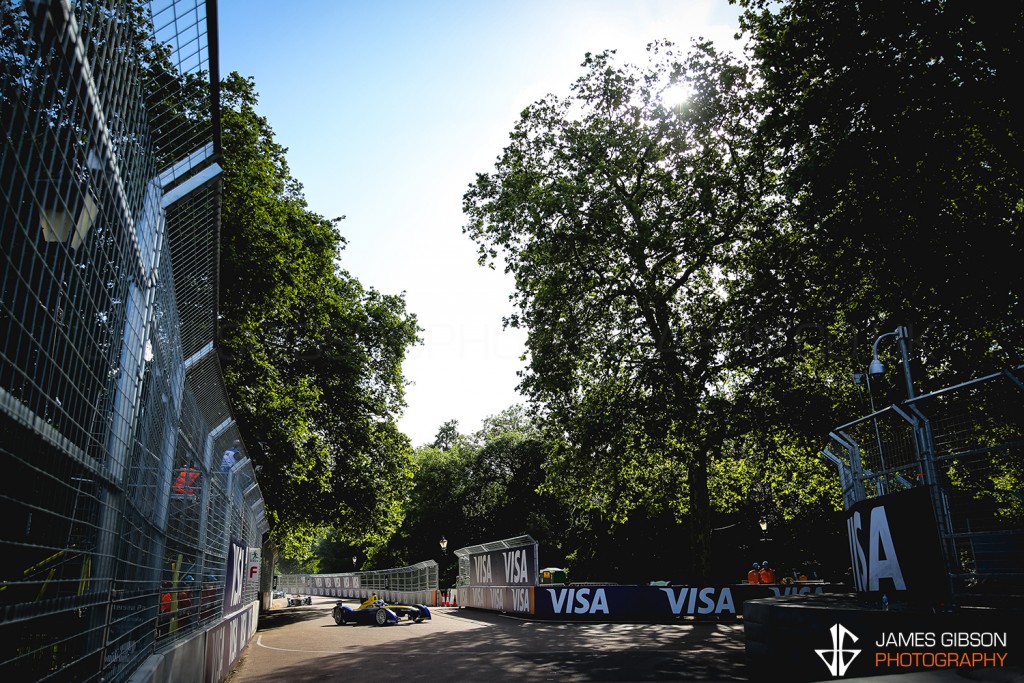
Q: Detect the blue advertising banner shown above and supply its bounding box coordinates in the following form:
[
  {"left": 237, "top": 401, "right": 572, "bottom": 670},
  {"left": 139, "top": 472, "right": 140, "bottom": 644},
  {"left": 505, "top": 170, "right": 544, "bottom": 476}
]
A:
[
  {"left": 532, "top": 583, "right": 836, "bottom": 620},
  {"left": 204, "top": 602, "right": 258, "bottom": 683},
  {"left": 846, "top": 486, "right": 949, "bottom": 604},
  {"left": 465, "top": 543, "right": 537, "bottom": 587},
  {"left": 460, "top": 585, "right": 534, "bottom": 613},
  {"left": 223, "top": 537, "right": 246, "bottom": 614}
]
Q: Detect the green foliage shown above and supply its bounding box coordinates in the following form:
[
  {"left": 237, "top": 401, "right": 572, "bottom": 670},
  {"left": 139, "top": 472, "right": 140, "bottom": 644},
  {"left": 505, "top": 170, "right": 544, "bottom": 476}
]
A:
[
  {"left": 313, "top": 529, "right": 365, "bottom": 574},
  {"left": 732, "top": 0, "right": 1024, "bottom": 550},
  {"left": 468, "top": 404, "right": 540, "bottom": 446},
  {"left": 464, "top": 41, "right": 774, "bottom": 580},
  {"left": 267, "top": 1, "right": 1023, "bottom": 580},
  {"left": 274, "top": 526, "right": 326, "bottom": 574},
  {"left": 365, "top": 412, "right": 571, "bottom": 580},
  {"left": 217, "top": 73, "right": 421, "bottom": 550},
  {"left": 737, "top": 0, "right": 1024, "bottom": 385},
  {"left": 430, "top": 419, "right": 461, "bottom": 451}
]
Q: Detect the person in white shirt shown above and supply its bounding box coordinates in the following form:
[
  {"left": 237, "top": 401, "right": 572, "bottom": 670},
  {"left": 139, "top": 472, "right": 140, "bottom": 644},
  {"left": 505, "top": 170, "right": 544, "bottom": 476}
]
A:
[{"left": 221, "top": 440, "right": 240, "bottom": 472}]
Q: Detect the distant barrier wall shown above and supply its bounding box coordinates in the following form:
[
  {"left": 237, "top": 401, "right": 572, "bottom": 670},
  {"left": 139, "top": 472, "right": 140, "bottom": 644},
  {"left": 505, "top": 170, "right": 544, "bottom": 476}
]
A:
[
  {"left": 278, "top": 560, "right": 439, "bottom": 606},
  {"left": 446, "top": 535, "right": 840, "bottom": 620}
]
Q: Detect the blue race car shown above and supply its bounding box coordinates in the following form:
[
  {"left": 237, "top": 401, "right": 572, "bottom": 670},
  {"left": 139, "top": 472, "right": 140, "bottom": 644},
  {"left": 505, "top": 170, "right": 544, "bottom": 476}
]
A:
[{"left": 333, "top": 594, "right": 431, "bottom": 626}]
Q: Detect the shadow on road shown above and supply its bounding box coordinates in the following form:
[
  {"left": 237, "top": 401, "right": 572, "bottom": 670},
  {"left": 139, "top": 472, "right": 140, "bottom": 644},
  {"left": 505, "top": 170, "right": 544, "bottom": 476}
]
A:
[
  {"left": 255, "top": 605, "right": 334, "bottom": 632},
  {"left": 239, "top": 603, "right": 748, "bottom": 682}
]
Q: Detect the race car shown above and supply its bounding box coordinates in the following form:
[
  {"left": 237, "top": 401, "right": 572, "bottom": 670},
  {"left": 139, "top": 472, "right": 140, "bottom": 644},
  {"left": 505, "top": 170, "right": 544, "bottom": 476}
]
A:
[
  {"left": 287, "top": 593, "right": 312, "bottom": 606},
  {"left": 332, "top": 594, "right": 431, "bottom": 626}
]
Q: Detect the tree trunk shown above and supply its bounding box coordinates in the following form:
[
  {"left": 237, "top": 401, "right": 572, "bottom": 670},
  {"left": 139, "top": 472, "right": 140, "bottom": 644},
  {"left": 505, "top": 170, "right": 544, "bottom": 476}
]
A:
[{"left": 687, "top": 454, "right": 712, "bottom": 582}]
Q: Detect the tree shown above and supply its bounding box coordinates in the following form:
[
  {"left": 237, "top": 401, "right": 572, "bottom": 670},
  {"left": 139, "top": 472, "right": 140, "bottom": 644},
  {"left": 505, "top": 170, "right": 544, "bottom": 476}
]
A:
[
  {"left": 738, "top": 0, "right": 1024, "bottom": 385},
  {"left": 367, "top": 443, "right": 470, "bottom": 578},
  {"left": 463, "top": 42, "right": 776, "bottom": 580},
  {"left": 734, "top": 0, "right": 1024, "bottom": 555},
  {"left": 461, "top": 432, "right": 566, "bottom": 547},
  {"left": 365, "top": 412, "right": 570, "bottom": 580},
  {"left": 468, "top": 403, "right": 540, "bottom": 446},
  {"left": 218, "top": 73, "right": 420, "bottom": 547},
  {"left": 430, "top": 419, "right": 461, "bottom": 451}
]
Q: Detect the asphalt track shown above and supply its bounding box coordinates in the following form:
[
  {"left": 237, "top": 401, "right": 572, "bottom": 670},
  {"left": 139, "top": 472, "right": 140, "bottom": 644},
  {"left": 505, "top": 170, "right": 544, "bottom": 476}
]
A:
[
  {"left": 224, "top": 597, "right": 1023, "bottom": 683},
  {"left": 224, "top": 596, "right": 750, "bottom": 682}
]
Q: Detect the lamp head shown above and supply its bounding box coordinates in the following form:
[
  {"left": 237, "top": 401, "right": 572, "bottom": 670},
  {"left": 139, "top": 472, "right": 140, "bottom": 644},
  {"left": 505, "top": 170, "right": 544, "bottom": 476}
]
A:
[
  {"left": 758, "top": 518, "right": 768, "bottom": 532},
  {"left": 868, "top": 358, "right": 885, "bottom": 376},
  {"left": 439, "top": 536, "right": 448, "bottom": 552}
]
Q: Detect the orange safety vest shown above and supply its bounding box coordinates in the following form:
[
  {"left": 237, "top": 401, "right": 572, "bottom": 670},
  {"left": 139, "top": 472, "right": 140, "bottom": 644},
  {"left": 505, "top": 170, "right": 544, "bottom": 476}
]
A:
[
  {"left": 172, "top": 468, "right": 200, "bottom": 495},
  {"left": 759, "top": 567, "right": 776, "bottom": 584},
  {"left": 747, "top": 569, "right": 760, "bottom": 584}
]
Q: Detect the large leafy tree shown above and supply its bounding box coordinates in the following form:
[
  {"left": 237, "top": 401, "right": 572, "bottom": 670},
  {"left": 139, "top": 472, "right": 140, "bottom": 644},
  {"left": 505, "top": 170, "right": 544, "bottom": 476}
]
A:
[
  {"left": 218, "top": 73, "right": 420, "bottom": 547},
  {"left": 735, "top": 0, "right": 1024, "bottom": 537},
  {"left": 464, "top": 42, "right": 777, "bottom": 580},
  {"left": 738, "top": 0, "right": 1024, "bottom": 389}
]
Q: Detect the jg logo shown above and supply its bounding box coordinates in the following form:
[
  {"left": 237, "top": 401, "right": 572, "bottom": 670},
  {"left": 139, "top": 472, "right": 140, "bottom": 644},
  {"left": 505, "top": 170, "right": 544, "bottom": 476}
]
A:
[{"left": 816, "top": 623, "right": 861, "bottom": 677}]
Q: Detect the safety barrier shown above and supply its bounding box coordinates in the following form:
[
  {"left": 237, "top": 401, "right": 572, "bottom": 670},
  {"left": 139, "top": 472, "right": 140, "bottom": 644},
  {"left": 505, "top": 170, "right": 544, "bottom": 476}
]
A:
[
  {"left": 277, "top": 560, "right": 439, "bottom": 606},
  {"left": 455, "top": 582, "right": 839, "bottom": 620},
  {"left": 0, "top": 2, "right": 267, "bottom": 681}
]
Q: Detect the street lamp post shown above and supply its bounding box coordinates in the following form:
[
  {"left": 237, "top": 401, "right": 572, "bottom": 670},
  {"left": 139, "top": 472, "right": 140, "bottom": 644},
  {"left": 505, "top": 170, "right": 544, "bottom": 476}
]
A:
[
  {"left": 853, "top": 368, "right": 889, "bottom": 495},
  {"left": 866, "top": 324, "right": 917, "bottom": 494},
  {"left": 758, "top": 518, "right": 768, "bottom": 542},
  {"left": 438, "top": 537, "right": 449, "bottom": 595},
  {"left": 868, "top": 325, "right": 915, "bottom": 400},
  {"left": 868, "top": 325, "right": 953, "bottom": 595},
  {"left": 352, "top": 556, "right": 357, "bottom": 570}
]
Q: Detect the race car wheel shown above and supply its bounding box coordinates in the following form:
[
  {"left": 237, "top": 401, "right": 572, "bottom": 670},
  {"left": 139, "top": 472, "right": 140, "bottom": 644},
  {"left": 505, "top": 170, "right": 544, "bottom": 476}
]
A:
[
  {"left": 374, "top": 607, "right": 389, "bottom": 626},
  {"left": 333, "top": 609, "right": 347, "bottom": 626}
]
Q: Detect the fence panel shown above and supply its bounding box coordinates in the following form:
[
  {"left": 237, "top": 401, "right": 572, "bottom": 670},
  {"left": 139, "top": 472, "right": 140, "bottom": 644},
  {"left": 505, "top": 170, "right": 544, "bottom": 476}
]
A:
[
  {"left": 824, "top": 367, "right": 1024, "bottom": 608},
  {"left": 0, "top": 1, "right": 268, "bottom": 681}
]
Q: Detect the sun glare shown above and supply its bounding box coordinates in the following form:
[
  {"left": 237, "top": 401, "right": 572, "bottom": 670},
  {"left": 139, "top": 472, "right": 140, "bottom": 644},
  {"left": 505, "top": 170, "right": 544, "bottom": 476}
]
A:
[{"left": 660, "top": 82, "right": 695, "bottom": 111}]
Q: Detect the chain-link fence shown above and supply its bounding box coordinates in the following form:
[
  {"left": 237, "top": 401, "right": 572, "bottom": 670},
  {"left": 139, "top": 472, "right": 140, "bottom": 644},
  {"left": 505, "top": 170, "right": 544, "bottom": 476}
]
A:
[
  {"left": 1, "top": 1, "right": 268, "bottom": 681},
  {"left": 823, "top": 366, "right": 1024, "bottom": 607}
]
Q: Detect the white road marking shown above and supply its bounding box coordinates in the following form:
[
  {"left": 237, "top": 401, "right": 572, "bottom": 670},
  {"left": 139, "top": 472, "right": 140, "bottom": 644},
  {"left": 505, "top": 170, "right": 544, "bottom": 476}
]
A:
[{"left": 256, "top": 635, "right": 353, "bottom": 655}]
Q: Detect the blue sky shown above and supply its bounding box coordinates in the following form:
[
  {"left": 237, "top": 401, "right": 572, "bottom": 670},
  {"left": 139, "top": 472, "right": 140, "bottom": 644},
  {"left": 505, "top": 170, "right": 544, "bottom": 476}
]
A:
[{"left": 217, "top": 0, "right": 745, "bottom": 447}]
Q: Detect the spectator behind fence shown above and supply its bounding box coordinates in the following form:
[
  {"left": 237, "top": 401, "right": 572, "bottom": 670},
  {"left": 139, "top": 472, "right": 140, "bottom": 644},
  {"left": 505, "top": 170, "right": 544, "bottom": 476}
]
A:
[
  {"left": 200, "top": 575, "right": 219, "bottom": 620},
  {"left": 171, "top": 467, "right": 200, "bottom": 496},
  {"left": 221, "top": 440, "right": 240, "bottom": 473}
]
